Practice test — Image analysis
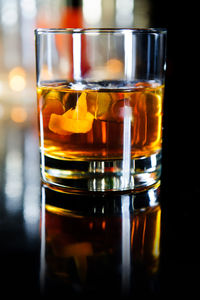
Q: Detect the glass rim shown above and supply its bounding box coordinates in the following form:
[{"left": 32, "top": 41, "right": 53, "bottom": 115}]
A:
[{"left": 35, "top": 27, "right": 167, "bottom": 35}]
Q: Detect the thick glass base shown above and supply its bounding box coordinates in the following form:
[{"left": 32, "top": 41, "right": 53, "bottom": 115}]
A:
[{"left": 40, "top": 151, "right": 162, "bottom": 192}]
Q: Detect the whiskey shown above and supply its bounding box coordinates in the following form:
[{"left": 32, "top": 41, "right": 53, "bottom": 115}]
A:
[
  {"left": 38, "top": 81, "right": 163, "bottom": 159},
  {"left": 37, "top": 80, "right": 164, "bottom": 190}
]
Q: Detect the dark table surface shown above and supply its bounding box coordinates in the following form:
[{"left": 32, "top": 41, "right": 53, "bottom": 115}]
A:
[{"left": 0, "top": 107, "right": 199, "bottom": 299}]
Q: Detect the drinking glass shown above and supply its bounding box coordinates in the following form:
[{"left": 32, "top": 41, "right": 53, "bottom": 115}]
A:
[{"left": 35, "top": 28, "right": 167, "bottom": 192}]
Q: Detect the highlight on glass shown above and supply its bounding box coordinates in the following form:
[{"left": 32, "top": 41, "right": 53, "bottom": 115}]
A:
[{"left": 35, "top": 28, "right": 167, "bottom": 192}]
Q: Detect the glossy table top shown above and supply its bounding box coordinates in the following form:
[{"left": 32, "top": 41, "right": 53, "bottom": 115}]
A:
[{"left": 0, "top": 111, "right": 199, "bottom": 299}]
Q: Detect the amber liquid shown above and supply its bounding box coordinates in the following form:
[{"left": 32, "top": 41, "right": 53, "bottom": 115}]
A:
[{"left": 37, "top": 81, "right": 164, "bottom": 161}]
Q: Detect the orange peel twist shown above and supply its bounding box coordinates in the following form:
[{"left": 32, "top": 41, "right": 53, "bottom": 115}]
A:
[{"left": 48, "top": 92, "right": 94, "bottom": 135}]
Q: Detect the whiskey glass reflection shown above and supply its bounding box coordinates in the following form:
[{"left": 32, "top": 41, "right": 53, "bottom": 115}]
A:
[{"left": 40, "top": 183, "right": 161, "bottom": 297}]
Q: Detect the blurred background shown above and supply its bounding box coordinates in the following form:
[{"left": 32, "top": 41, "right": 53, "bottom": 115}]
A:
[{"left": 0, "top": 0, "right": 154, "bottom": 117}]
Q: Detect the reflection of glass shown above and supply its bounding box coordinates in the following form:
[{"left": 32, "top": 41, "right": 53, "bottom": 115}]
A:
[
  {"left": 35, "top": 28, "right": 166, "bottom": 192},
  {"left": 40, "top": 182, "right": 161, "bottom": 297}
]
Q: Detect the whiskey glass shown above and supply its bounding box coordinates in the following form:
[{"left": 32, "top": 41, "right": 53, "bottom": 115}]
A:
[{"left": 35, "top": 28, "right": 167, "bottom": 192}]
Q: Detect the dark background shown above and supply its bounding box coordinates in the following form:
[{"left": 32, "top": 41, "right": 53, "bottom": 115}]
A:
[
  {"left": 152, "top": 1, "right": 200, "bottom": 297},
  {"left": 0, "top": 1, "right": 199, "bottom": 298}
]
